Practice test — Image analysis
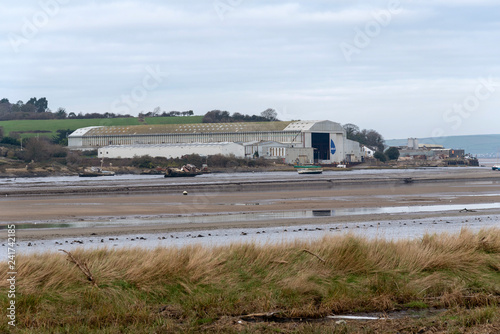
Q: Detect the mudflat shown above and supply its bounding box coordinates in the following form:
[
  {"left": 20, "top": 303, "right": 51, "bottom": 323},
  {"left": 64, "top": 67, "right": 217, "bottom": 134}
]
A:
[{"left": 1, "top": 168, "right": 500, "bottom": 241}]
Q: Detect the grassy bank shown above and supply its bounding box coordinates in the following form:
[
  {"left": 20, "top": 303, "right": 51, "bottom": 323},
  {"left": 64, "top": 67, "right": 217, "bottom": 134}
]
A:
[
  {"left": 0, "top": 116, "right": 203, "bottom": 139},
  {"left": 1, "top": 229, "right": 500, "bottom": 333}
]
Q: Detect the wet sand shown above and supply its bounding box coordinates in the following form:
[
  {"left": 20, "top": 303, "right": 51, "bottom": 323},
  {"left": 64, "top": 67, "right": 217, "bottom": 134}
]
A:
[{"left": 1, "top": 168, "right": 499, "bottom": 244}]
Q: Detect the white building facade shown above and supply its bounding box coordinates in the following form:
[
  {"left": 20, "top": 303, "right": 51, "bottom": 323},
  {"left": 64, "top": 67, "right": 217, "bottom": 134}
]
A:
[
  {"left": 98, "top": 143, "right": 245, "bottom": 159},
  {"left": 362, "top": 145, "right": 375, "bottom": 158}
]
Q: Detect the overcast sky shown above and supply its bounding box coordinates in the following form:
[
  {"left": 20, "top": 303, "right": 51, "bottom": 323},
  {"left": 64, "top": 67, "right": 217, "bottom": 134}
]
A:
[{"left": 1, "top": 0, "right": 499, "bottom": 139}]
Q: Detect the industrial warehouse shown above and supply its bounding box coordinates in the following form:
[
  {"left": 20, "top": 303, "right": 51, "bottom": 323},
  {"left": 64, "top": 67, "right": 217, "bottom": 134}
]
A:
[{"left": 68, "top": 120, "right": 363, "bottom": 164}]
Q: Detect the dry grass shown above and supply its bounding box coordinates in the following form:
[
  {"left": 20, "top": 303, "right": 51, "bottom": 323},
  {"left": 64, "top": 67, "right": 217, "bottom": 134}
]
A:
[{"left": 1, "top": 228, "right": 500, "bottom": 333}]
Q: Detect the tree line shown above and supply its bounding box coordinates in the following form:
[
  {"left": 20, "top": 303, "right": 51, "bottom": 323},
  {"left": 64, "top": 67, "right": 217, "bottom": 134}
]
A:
[
  {"left": 343, "top": 123, "right": 399, "bottom": 161},
  {"left": 0, "top": 98, "right": 199, "bottom": 121},
  {"left": 342, "top": 123, "right": 385, "bottom": 152},
  {"left": 202, "top": 108, "right": 278, "bottom": 123},
  {"left": 0, "top": 97, "right": 279, "bottom": 123},
  {"left": 0, "top": 98, "right": 130, "bottom": 121}
]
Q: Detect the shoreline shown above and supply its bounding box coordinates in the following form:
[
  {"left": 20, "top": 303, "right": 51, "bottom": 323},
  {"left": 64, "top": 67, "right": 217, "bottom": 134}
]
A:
[
  {"left": 10, "top": 213, "right": 500, "bottom": 258},
  {"left": 1, "top": 167, "right": 499, "bottom": 197},
  {"left": 1, "top": 168, "right": 499, "bottom": 252},
  {"left": 11, "top": 210, "right": 500, "bottom": 242}
]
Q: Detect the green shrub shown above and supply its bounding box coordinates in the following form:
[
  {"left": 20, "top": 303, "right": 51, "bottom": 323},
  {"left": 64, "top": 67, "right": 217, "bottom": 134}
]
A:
[
  {"left": 374, "top": 151, "right": 387, "bottom": 162},
  {"left": 0, "top": 137, "right": 20, "bottom": 146},
  {"left": 385, "top": 147, "right": 400, "bottom": 160}
]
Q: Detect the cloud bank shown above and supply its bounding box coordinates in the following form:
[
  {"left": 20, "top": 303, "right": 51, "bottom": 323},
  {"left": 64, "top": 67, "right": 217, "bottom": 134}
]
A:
[{"left": 1, "top": 0, "right": 499, "bottom": 138}]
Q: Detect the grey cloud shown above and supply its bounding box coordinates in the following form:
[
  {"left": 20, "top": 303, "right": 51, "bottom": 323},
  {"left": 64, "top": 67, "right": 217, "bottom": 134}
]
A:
[{"left": 1, "top": 0, "right": 499, "bottom": 138}]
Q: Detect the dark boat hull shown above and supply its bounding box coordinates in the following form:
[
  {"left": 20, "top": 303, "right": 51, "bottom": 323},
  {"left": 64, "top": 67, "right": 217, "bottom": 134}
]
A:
[{"left": 164, "top": 173, "right": 201, "bottom": 177}]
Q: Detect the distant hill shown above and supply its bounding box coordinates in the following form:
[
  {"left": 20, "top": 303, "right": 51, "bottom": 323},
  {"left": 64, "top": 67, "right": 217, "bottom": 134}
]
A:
[{"left": 385, "top": 134, "right": 500, "bottom": 158}]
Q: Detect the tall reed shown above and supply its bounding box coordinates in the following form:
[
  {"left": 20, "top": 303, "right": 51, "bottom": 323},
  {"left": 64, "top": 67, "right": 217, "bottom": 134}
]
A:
[{"left": 1, "top": 228, "right": 499, "bottom": 333}]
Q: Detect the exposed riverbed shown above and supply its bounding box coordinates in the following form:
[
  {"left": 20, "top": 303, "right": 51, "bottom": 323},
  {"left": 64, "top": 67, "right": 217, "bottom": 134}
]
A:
[{"left": 1, "top": 167, "right": 499, "bottom": 254}]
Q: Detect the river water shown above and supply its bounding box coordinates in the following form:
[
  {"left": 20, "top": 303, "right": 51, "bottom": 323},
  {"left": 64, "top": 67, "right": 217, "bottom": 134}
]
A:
[{"left": 0, "top": 166, "right": 494, "bottom": 191}]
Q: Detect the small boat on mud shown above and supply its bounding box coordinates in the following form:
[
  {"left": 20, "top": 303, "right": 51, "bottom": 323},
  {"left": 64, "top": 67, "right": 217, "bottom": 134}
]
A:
[
  {"left": 492, "top": 165, "right": 500, "bottom": 171},
  {"left": 79, "top": 167, "right": 115, "bottom": 177},
  {"left": 164, "top": 164, "right": 208, "bottom": 177},
  {"left": 294, "top": 165, "right": 323, "bottom": 174}
]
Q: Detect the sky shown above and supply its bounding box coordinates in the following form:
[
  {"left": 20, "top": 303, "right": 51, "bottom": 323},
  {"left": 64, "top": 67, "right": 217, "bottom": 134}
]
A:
[{"left": 1, "top": 0, "right": 499, "bottom": 139}]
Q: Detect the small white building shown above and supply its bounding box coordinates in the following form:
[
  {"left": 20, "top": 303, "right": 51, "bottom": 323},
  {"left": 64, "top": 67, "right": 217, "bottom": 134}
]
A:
[
  {"left": 242, "top": 141, "right": 289, "bottom": 159},
  {"left": 362, "top": 145, "right": 375, "bottom": 158},
  {"left": 285, "top": 147, "right": 314, "bottom": 165},
  {"left": 344, "top": 140, "right": 362, "bottom": 162},
  {"left": 242, "top": 141, "right": 315, "bottom": 164},
  {"left": 98, "top": 142, "right": 245, "bottom": 159}
]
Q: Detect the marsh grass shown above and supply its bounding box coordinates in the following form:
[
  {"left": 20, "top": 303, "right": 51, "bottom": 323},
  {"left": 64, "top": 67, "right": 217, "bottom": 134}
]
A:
[{"left": 1, "top": 228, "right": 500, "bottom": 333}]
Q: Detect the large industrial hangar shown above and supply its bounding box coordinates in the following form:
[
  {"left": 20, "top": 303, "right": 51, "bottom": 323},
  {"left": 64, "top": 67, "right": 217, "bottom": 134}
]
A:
[{"left": 68, "top": 120, "right": 363, "bottom": 164}]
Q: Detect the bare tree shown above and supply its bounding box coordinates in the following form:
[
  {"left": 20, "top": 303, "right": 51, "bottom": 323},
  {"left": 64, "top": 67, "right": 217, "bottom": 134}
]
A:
[
  {"left": 153, "top": 106, "right": 161, "bottom": 117},
  {"left": 260, "top": 108, "right": 278, "bottom": 121},
  {"left": 23, "top": 137, "right": 67, "bottom": 162},
  {"left": 343, "top": 123, "right": 360, "bottom": 139}
]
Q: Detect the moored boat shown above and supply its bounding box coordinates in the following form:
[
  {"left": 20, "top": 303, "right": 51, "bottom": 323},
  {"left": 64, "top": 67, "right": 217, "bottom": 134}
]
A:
[
  {"left": 492, "top": 165, "right": 500, "bottom": 171},
  {"left": 79, "top": 167, "right": 115, "bottom": 177},
  {"left": 164, "top": 164, "right": 208, "bottom": 177},
  {"left": 294, "top": 165, "right": 323, "bottom": 174}
]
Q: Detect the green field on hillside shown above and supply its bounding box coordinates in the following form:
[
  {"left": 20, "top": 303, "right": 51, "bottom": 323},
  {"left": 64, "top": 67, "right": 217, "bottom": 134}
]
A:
[{"left": 0, "top": 116, "right": 204, "bottom": 139}]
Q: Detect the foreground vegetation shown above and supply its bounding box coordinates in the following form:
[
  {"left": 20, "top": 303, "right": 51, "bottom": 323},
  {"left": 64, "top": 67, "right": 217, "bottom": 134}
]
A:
[{"left": 1, "top": 229, "right": 500, "bottom": 333}]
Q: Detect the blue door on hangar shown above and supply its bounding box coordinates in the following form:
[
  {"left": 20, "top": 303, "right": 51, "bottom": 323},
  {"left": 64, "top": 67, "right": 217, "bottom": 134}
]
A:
[{"left": 311, "top": 133, "right": 330, "bottom": 162}]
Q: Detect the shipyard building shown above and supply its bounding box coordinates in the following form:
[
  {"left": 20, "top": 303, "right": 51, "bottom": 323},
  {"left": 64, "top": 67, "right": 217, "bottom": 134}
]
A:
[{"left": 68, "top": 120, "right": 363, "bottom": 164}]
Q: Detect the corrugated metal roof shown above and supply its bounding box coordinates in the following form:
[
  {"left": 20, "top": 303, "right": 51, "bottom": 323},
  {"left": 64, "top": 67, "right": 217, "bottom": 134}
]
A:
[
  {"left": 101, "top": 142, "right": 241, "bottom": 149},
  {"left": 75, "top": 122, "right": 293, "bottom": 137},
  {"left": 242, "top": 141, "right": 288, "bottom": 147},
  {"left": 283, "top": 120, "right": 344, "bottom": 132},
  {"left": 69, "top": 120, "right": 346, "bottom": 138},
  {"left": 283, "top": 121, "right": 320, "bottom": 131},
  {"left": 69, "top": 126, "right": 104, "bottom": 137}
]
